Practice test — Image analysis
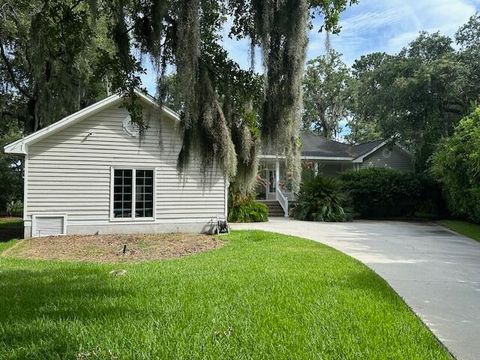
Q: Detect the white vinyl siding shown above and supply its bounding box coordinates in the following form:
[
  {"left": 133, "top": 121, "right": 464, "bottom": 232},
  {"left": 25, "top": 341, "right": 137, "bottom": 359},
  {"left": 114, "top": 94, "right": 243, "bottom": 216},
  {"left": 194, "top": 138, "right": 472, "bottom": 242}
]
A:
[
  {"left": 360, "top": 145, "right": 413, "bottom": 172},
  {"left": 26, "top": 105, "right": 226, "bottom": 230}
]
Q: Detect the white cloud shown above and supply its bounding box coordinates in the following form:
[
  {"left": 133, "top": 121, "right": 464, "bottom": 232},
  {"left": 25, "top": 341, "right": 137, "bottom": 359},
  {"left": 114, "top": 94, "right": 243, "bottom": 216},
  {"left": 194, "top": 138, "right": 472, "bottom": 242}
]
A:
[
  {"left": 333, "top": 0, "right": 478, "bottom": 61},
  {"left": 339, "top": 8, "right": 407, "bottom": 34}
]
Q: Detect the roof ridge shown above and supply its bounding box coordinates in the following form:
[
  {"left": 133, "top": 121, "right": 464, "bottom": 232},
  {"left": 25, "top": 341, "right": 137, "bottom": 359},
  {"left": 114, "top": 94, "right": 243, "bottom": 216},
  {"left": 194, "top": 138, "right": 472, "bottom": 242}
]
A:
[
  {"left": 299, "top": 131, "right": 350, "bottom": 145},
  {"left": 353, "top": 139, "right": 385, "bottom": 147}
]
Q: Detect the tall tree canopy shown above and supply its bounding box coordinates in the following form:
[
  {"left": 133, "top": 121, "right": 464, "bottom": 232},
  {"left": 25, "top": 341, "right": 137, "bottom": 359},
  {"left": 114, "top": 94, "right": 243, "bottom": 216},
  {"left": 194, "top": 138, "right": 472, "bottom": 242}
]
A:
[
  {"left": 0, "top": 0, "right": 118, "bottom": 133},
  {"left": 302, "top": 48, "right": 352, "bottom": 139},
  {"left": 456, "top": 13, "right": 480, "bottom": 106},
  {"left": 1, "top": 0, "right": 358, "bottom": 196},
  {"left": 345, "top": 52, "right": 389, "bottom": 143},
  {"left": 347, "top": 20, "right": 480, "bottom": 169}
]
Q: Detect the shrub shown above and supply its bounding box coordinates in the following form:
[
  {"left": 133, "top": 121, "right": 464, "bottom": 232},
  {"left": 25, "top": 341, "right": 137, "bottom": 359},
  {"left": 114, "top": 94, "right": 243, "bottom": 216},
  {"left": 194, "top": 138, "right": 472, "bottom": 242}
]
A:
[
  {"left": 340, "top": 168, "right": 424, "bottom": 218},
  {"left": 292, "top": 176, "right": 349, "bottom": 222},
  {"left": 228, "top": 195, "right": 268, "bottom": 223},
  {"left": 415, "top": 174, "right": 448, "bottom": 218},
  {"left": 431, "top": 108, "right": 480, "bottom": 223},
  {"left": 6, "top": 200, "right": 23, "bottom": 217},
  {"left": 0, "top": 127, "right": 23, "bottom": 215},
  {"left": 0, "top": 156, "right": 23, "bottom": 215}
]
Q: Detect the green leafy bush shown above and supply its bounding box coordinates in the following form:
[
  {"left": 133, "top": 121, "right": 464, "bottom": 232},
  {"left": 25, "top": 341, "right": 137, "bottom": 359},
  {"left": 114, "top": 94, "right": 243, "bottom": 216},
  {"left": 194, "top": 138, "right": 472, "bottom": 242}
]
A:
[
  {"left": 6, "top": 200, "right": 23, "bottom": 217},
  {"left": 431, "top": 108, "right": 480, "bottom": 223},
  {"left": 0, "top": 125, "right": 23, "bottom": 215},
  {"left": 340, "top": 168, "right": 424, "bottom": 218},
  {"left": 415, "top": 174, "right": 448, "bottom": 218},
  {"left": 228, "top": 195, "right": 268, "bottom": 223},
  {"left": 292, "top": 176, "right": 349, "bottom": 222}
]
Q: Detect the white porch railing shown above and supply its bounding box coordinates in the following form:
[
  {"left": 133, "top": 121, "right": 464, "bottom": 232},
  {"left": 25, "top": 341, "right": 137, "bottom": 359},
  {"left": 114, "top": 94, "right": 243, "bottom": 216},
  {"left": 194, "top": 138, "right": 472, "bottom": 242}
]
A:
[{"left": 276, "top": 187, "right": 289, "bottom": 217}]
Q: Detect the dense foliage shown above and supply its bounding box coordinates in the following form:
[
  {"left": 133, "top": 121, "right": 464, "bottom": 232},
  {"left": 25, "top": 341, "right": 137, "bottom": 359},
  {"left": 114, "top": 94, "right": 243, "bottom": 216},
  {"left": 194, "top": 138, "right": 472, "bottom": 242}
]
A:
[
  {"left": 344, "top": 14, "right": 480, "bottom": 169},
  {"left": 0, "top": 1, "right": 117, "bottom": 133},
  {"left": 431, "top": 108, "right": 480, "bottom": 223},
  {"left": 0, "top": 120, "right": 23, "bottom": 215},
  {"left": 1, "top": 1, "right": 357, "bottom": 199},
  {"left": 292, "top": 176, "right": 348, "bottom": 222},
  {"left": 339, "top": 168, "right": 444, "bottom": 219},
  {"left": 228, "top": 193, "right": 268, "bottom": 223},
  {"left": 303, "top": 45, "right": 351, "bottom": 139}
]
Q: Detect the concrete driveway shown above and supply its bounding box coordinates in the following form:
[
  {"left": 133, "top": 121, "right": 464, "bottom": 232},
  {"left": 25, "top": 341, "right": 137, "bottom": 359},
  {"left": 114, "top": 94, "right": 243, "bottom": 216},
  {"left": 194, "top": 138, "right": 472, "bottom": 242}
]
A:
[{"left": 232, "top": 219, "right": 480, "bottom": 360}]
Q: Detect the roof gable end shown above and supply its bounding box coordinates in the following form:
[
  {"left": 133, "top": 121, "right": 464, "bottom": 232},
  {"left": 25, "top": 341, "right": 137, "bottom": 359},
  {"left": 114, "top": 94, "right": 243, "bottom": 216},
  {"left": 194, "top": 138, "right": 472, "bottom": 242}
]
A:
[{"left": 4, "top": 89, "right": 180, "bottom": 154}]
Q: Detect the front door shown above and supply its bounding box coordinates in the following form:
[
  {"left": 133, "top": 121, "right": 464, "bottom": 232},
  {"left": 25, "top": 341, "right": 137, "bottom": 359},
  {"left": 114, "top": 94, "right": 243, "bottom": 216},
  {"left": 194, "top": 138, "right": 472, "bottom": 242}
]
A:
[
  {"left": 266, "top": 169, "right": 276, "bottom": 200},
  {"left": 256, "top": 161, "right": 279, "bottom": 200}
]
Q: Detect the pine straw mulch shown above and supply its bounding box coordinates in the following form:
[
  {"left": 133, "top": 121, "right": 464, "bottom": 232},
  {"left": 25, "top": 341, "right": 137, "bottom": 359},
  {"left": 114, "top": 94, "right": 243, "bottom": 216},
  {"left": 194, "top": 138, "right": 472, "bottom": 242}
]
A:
[{"left": 2, "top": 233, "right": 224, "bottom": 263}]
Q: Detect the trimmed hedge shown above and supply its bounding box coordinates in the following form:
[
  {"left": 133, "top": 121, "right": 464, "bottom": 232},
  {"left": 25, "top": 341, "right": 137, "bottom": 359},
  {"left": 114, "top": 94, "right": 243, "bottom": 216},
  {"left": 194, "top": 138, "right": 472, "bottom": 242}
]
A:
[{"left": 340, "top": 168, "right": 445, "bottom": 219}]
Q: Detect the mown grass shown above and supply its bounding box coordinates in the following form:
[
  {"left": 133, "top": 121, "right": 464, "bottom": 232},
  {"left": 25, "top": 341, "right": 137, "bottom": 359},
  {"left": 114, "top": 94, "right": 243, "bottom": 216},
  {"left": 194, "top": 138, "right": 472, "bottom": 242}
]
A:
[
  {"left": 439, "top": 220, "right": 480, "bottom": 242},
  {"left": 0, "top": 229, "right": 450, "bottom": 359}
]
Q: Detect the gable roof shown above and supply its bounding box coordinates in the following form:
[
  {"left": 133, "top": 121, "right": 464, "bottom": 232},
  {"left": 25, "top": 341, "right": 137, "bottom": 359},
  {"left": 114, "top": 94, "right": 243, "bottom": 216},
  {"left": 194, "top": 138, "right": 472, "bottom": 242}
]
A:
[
  {"left": 4, "top": 89, "right": 180, "bottom": 155},
  {"left": 261, "top": 132, "right": 393, "bottom": 161},
  {"left": 351, "top": 140, "right": 385, "bottom": 158},
  {"left": 300, "top": 132, "right": 352, "bottom": 158}
]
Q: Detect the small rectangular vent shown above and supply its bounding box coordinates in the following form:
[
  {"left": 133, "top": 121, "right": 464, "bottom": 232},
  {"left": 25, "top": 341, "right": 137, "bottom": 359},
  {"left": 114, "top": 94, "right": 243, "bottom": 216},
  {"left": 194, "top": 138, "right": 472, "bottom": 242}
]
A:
[{"left": 33, "top": 216, "right": 65, "bottom": 237}]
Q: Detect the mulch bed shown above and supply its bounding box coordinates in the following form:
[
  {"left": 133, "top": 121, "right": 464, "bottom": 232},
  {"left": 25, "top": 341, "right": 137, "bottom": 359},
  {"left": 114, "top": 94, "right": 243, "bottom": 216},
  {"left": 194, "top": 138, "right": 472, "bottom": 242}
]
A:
[{"left": 2, "top": 233, "right": 224, "bottom": 263}]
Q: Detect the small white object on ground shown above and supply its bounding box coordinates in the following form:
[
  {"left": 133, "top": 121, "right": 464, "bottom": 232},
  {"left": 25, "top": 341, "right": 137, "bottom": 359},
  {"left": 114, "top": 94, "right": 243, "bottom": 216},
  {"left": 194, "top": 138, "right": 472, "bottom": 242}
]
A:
[{"left": 109, "top": 269, "right": 127, "bottom": 276}]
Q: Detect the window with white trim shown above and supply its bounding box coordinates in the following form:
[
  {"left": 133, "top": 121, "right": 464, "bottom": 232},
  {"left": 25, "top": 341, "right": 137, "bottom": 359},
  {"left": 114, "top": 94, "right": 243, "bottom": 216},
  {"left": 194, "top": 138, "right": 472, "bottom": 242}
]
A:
[{"left": 113, "top": 169, "right": 154, "bottom": 219}]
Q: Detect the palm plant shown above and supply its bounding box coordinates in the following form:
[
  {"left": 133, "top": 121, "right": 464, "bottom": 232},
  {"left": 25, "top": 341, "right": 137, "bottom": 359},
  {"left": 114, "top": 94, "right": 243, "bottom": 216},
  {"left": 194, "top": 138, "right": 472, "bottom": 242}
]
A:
[{"left": 292, "top": 176, "right": 349, "bottom": 222}]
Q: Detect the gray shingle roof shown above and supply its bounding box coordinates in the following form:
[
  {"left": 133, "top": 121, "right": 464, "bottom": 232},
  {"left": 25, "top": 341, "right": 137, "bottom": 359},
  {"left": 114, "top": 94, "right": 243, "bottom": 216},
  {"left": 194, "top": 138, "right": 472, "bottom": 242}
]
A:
[
  {"left": 351, "top": 139, "right": 385, "bottom": 158},
  {"left": 262, "top": 132, "right": 385, "bottom": 159}
]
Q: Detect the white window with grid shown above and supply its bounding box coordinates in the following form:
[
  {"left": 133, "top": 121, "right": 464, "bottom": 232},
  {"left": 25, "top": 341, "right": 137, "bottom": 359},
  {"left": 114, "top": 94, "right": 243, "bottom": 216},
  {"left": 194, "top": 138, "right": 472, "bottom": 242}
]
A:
[{"left": 111, "top": 168, "right": 155, "bottom": 221}]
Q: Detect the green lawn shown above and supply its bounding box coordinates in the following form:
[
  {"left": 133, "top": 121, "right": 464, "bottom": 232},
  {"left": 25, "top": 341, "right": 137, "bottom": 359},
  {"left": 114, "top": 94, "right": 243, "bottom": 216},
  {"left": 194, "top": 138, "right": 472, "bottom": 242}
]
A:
[
  {"left": 0, "top": 228, "right": 450, "bottom": 359},
  {"left": 439, "top": 220, "right": 480, "bottom": 242}
]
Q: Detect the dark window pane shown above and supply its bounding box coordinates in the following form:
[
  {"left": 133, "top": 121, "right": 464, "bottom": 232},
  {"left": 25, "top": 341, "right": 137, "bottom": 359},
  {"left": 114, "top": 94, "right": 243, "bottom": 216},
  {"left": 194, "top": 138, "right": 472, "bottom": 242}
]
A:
[
  {"left": 135, "top": 169, "right": 154, "bottom": 218},
  {"left": 113, "top": 169, "right": 133, "bottom": 218}
]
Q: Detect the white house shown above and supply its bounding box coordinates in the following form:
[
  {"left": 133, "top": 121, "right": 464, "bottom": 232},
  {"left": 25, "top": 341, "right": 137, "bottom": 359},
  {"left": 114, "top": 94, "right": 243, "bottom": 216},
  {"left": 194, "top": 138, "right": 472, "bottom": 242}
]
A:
[{"left": 4, "top": 90, "right": 227, "bottom": 238}]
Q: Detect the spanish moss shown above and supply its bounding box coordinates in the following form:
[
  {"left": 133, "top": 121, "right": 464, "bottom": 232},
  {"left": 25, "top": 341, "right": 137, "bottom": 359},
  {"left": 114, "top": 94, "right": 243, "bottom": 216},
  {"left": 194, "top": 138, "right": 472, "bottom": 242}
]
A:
[{"left": 255, "top": 0, "right": 309, "bottom": 191}]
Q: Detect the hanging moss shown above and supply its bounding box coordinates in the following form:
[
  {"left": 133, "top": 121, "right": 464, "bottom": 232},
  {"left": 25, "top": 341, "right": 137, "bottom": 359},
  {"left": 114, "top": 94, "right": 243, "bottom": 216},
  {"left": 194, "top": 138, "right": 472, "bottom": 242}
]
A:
[
  {"left": 253, "top": 0, "right": 309, "bottom": 191},
  {"left": 178, "top": 61, "right": 237, "bottom": 181},
  {"left": 103, "top": 0, "right": 354, "bottom": 193},
  {"left": 174, "top": 0, "right": 200, "bottom": 128},
  {"left": 228, "top": 104, "right": 261, "bottom": 195}
]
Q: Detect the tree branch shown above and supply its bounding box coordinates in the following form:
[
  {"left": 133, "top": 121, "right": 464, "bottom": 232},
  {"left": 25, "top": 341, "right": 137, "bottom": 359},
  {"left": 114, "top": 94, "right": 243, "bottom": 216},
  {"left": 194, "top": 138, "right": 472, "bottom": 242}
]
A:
[{"left": 0, "top": 42, "right": 32, "bottom": 100}]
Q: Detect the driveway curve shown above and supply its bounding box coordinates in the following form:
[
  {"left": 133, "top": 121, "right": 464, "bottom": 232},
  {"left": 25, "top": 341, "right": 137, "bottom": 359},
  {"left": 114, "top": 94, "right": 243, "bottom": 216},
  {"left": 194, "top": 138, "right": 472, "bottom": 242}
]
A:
[{"left": 232, "top": 219, "right": 480, "bottom": 360}]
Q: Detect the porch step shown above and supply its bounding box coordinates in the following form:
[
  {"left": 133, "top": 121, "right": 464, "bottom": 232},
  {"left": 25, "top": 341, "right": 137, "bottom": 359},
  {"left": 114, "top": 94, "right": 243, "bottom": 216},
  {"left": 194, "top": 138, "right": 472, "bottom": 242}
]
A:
[{"left": 259, "top": 200, "right": 285, "bottom": 217}]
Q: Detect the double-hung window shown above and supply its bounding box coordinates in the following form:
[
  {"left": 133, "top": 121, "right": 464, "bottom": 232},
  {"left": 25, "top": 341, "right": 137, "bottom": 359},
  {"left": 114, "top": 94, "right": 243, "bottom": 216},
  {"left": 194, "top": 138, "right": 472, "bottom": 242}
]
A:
[{"left": 112, "top": 168, "right": 154, "bottom": 220}]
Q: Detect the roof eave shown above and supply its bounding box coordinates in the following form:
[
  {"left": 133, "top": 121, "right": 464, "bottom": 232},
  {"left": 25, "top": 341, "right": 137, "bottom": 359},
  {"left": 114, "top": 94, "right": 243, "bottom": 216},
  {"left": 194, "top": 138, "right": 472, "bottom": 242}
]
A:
[
  {"left": 3, "top": 140, "right": 26, "bottom": 155},
  {"left": 352, "top": 140, "right": 389, "bottom": 163},
  {"left": 259, "top": 154, "right": 353, "bottom": 161}
]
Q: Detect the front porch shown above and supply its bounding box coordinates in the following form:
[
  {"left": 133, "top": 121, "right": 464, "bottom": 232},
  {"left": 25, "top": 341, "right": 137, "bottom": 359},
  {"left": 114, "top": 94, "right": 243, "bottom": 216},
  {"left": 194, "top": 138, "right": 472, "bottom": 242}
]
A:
[
  {"left": 256, "top": 158, "right": 294, "bottom": 217},
  {"left": 256, "top": 157, "right": 353, "bottom": 217}
]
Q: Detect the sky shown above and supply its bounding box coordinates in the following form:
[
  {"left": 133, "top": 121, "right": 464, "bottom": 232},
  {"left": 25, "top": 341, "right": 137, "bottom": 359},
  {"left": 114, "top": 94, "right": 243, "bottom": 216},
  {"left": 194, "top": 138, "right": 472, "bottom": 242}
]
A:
[{"left": 141, "top": 0, "right": 479, "bottom": 94}]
